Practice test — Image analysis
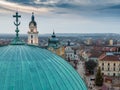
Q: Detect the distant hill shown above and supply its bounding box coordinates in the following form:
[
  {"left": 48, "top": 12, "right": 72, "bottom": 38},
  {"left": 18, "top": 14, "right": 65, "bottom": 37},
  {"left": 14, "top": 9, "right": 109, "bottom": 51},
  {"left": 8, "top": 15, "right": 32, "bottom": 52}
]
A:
[{"left": 0, "top": 33, "right": 119, "bottom": 38}]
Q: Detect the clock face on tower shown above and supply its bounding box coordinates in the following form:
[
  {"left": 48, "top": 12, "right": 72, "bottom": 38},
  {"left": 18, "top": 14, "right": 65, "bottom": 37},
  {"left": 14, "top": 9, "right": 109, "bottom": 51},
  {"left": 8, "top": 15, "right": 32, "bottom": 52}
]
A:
[
  {"left": 29, "top": 23, "right": 36, "bottom": 32},
  {"left": 30, "top": 23, "right": 35, "bottom": 29}
]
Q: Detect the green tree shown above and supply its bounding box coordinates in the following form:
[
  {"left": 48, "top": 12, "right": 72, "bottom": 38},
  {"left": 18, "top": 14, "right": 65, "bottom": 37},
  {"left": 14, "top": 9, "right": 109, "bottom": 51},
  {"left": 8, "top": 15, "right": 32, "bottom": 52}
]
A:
[
  {"left": 95, "top": 67, "right": 103, "bottom": 86},
  {"left": 85, "top": 60, "right": 97, "bottom": 74}
]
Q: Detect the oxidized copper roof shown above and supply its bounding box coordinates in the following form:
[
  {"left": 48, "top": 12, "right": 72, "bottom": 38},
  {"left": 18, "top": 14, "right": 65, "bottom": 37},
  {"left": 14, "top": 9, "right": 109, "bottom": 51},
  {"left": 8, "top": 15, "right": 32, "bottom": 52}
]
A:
[{"left": 0, "top": 45, "right": 87, "bottom": 90}]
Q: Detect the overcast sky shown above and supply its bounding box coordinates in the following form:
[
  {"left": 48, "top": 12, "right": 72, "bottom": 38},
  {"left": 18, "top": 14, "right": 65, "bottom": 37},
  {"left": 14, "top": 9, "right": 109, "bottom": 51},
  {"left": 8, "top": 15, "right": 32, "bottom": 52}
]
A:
[{"left": 0, "top": 0, "right": 120, "bottom": 34}]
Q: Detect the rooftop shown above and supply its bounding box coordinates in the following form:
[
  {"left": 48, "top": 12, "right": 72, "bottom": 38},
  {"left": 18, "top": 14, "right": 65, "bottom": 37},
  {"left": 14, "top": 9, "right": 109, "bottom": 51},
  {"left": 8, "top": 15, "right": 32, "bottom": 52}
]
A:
[
  {"left": 99, "top": 53, "right": 120, "bottom": 61},
  {"left": 0, "top": 45, "right": 87, "bottom": 90}
]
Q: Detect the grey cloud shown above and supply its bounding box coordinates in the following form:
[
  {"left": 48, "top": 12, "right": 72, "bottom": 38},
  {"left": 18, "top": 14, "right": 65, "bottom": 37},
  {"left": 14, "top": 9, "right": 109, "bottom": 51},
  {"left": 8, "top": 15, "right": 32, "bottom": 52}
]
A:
[{"left": 3, "top": 0, "right": 120, "bottom": 17}]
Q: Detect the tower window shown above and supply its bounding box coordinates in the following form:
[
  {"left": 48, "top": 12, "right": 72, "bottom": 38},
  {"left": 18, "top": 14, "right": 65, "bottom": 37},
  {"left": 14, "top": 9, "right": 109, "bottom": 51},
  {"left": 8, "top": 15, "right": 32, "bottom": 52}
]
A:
[
  {"left": 31, "top": 35, "right": 33, "bottom": 38},
  {"left": 31, "top": 40, "right": 33, "bottom": 44}
]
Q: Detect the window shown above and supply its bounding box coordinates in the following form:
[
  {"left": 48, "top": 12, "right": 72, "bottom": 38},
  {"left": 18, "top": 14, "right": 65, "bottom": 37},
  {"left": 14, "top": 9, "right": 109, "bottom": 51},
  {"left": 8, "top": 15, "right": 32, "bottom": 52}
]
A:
[
  {"left": 102, "top": 67, "right": 104, "bottom": 71},
  {"left": 108, "top": 67, "right": 110, "bottom": 71},
  {"left": 31, "top": 40, "right": 33, "bottom": 44},
  {"left": 31, "top": 35, "right": 33, "bottom": 38},
  {"left": 102, "top": 63, "right": 104, "bottom": 66},
  {"left": 114, "top": 63, "right": 116, "bottom": 66},
  {"left": 113, "top": 73, "right": 115, "bottom": 77},
  {"left": 113, "top": 67, "right": 115, "bottom": 71},
  {"left": 108, "top": 63, "right": 110, "bottom": 66}
]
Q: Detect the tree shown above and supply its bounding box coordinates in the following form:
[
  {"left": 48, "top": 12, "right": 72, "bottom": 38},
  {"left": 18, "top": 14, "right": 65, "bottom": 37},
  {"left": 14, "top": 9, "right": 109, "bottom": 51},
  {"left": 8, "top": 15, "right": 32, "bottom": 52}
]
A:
[
  {"left": 95, "top": 67, "right": 103, "bottom": 86},
  {"left": 85, "top": 60, "right": 97, "bottom": 74}
]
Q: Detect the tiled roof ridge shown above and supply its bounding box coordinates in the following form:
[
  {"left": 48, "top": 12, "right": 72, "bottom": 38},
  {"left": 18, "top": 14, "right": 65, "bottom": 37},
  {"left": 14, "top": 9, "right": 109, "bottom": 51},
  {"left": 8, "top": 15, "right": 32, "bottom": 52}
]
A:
[{"left": 99, "top": 53, "right": 120, "bottom": 61}]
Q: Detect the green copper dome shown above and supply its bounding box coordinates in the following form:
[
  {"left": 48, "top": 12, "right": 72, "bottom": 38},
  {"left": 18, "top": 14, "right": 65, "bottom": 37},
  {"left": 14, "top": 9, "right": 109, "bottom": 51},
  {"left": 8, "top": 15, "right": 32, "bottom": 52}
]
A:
[
  {"left": 0, "top": 45, "right": 87, "bottom": 90},
  {"left": 48, "top": 32, "right": 60, "bottom": 49}
]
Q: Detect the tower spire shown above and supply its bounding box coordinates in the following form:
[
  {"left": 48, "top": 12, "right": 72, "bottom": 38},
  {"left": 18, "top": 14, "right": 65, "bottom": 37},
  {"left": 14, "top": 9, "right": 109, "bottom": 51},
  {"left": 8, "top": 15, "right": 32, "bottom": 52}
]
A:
[
  {"left": 52, "top": 29, "right": 56, "bottom": 38},
  {"left": 32, "top": 12, "right": 34, "bottom": 21},
  {"left": 53, "top": 29, "right": 55, "bottom": 35}
]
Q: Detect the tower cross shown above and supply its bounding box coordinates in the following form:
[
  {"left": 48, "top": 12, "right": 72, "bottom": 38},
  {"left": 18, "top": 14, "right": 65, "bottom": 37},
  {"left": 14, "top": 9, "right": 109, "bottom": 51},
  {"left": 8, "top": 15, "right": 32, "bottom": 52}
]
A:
[
  {"left": 13, "top": 12, "right": 21, "bottom": 26},
  {"left": 13, "top": 12, "right": 21, "bottom": 40}
]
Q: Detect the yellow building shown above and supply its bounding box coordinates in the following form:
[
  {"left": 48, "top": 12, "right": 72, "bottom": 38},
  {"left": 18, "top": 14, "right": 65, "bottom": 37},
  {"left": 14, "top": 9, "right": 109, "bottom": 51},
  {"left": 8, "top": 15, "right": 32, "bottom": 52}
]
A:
[
  {"left": 98, "top": 52, "right": 120, "bottom": 77},
  {"left": 47, "top": 32, "right": 65, "bottom": 57}
]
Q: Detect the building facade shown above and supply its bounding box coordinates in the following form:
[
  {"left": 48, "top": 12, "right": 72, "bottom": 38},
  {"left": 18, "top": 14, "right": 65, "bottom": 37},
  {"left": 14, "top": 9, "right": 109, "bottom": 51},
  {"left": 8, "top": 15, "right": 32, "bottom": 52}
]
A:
[
  {"left": 64, "top": 41, "right": 80, "bottom": 69},
  {"left": 109, "top": 39, "right": 113, "bottom": 46},
  {"left": 65, "top": 46, "right": 75, "bottom": 60},
  {"left": 28, "top": 13, "right": 39, "bottom": 45},
  {"left": 47, "top": 31, "right": 65, "bottom": 57},
  {"left": 98, "top": 52, "right": 120, "bottom": 77}
]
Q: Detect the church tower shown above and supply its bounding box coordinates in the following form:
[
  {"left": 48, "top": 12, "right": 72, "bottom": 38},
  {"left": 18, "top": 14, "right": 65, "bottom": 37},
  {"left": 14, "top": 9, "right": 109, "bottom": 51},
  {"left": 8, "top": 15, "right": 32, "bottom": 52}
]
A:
[{"left": 28, "top": 12, "right": 39, "bottom": 45}]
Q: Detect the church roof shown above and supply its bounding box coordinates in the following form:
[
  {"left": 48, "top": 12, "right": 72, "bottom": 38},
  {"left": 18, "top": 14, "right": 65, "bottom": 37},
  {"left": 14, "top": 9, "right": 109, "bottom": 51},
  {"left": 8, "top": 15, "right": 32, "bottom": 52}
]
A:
[{"left": 0, "top": 45, "right": 87, "bottom": 90}]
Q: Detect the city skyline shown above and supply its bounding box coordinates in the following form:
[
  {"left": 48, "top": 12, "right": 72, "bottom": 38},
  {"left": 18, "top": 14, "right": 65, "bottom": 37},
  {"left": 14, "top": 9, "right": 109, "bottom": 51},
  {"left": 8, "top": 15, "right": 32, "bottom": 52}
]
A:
[{"left": 0, "top": 0, "right": 120, "bottom": 34}]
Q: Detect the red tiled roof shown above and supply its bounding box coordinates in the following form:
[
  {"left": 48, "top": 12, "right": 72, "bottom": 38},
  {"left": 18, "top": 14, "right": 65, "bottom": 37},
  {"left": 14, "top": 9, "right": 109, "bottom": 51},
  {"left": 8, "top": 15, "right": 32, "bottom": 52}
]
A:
[
  {"left": 89, "top": 51, "right": 102, "bottom": 58},
  {"left": 99, "top": 55, "right": 120, "bottom": 61},
  {"left": 102, "top": 47, "right": 117, "bottom": 52}
]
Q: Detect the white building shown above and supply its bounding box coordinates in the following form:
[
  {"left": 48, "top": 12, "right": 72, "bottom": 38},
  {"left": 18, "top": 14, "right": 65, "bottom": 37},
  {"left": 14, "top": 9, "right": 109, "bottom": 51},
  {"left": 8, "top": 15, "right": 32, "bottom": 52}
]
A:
[
  {"left": 65, "top": 46, "right": 75, "bottom": 60},
  {"left": 65, "top": 41, "right": 79, "bottom": 61},
  {"left": 28, "top": 13, "right": 39, "bottom": 45},
  {"left": 98, "top": 52, "right": 120, "bottom": 77},
  {"left": 65, "top": 45, "right": 80, "bottom": 69},
  {"left": 109, "top": 39, "right": 113, "bottom": 46}
]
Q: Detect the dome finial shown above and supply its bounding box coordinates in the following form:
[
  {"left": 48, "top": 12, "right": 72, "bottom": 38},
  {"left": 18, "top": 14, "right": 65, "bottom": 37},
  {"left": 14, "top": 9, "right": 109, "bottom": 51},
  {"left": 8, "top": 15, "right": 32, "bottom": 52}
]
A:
[
  {"left": 52, "top": 29, "right": 56, "bottom": 38},
  {"left": 32, "top": 12, "right": 35, "bottom": 21},
  {"left": 53, "top": 29, "right": 55, "bottom": 35},
  {"left": 13, "top": 11, "right": 21, "bottom": 40},
  {"left": 11, "top": 12, "right": 25, "bottom": 45}
]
